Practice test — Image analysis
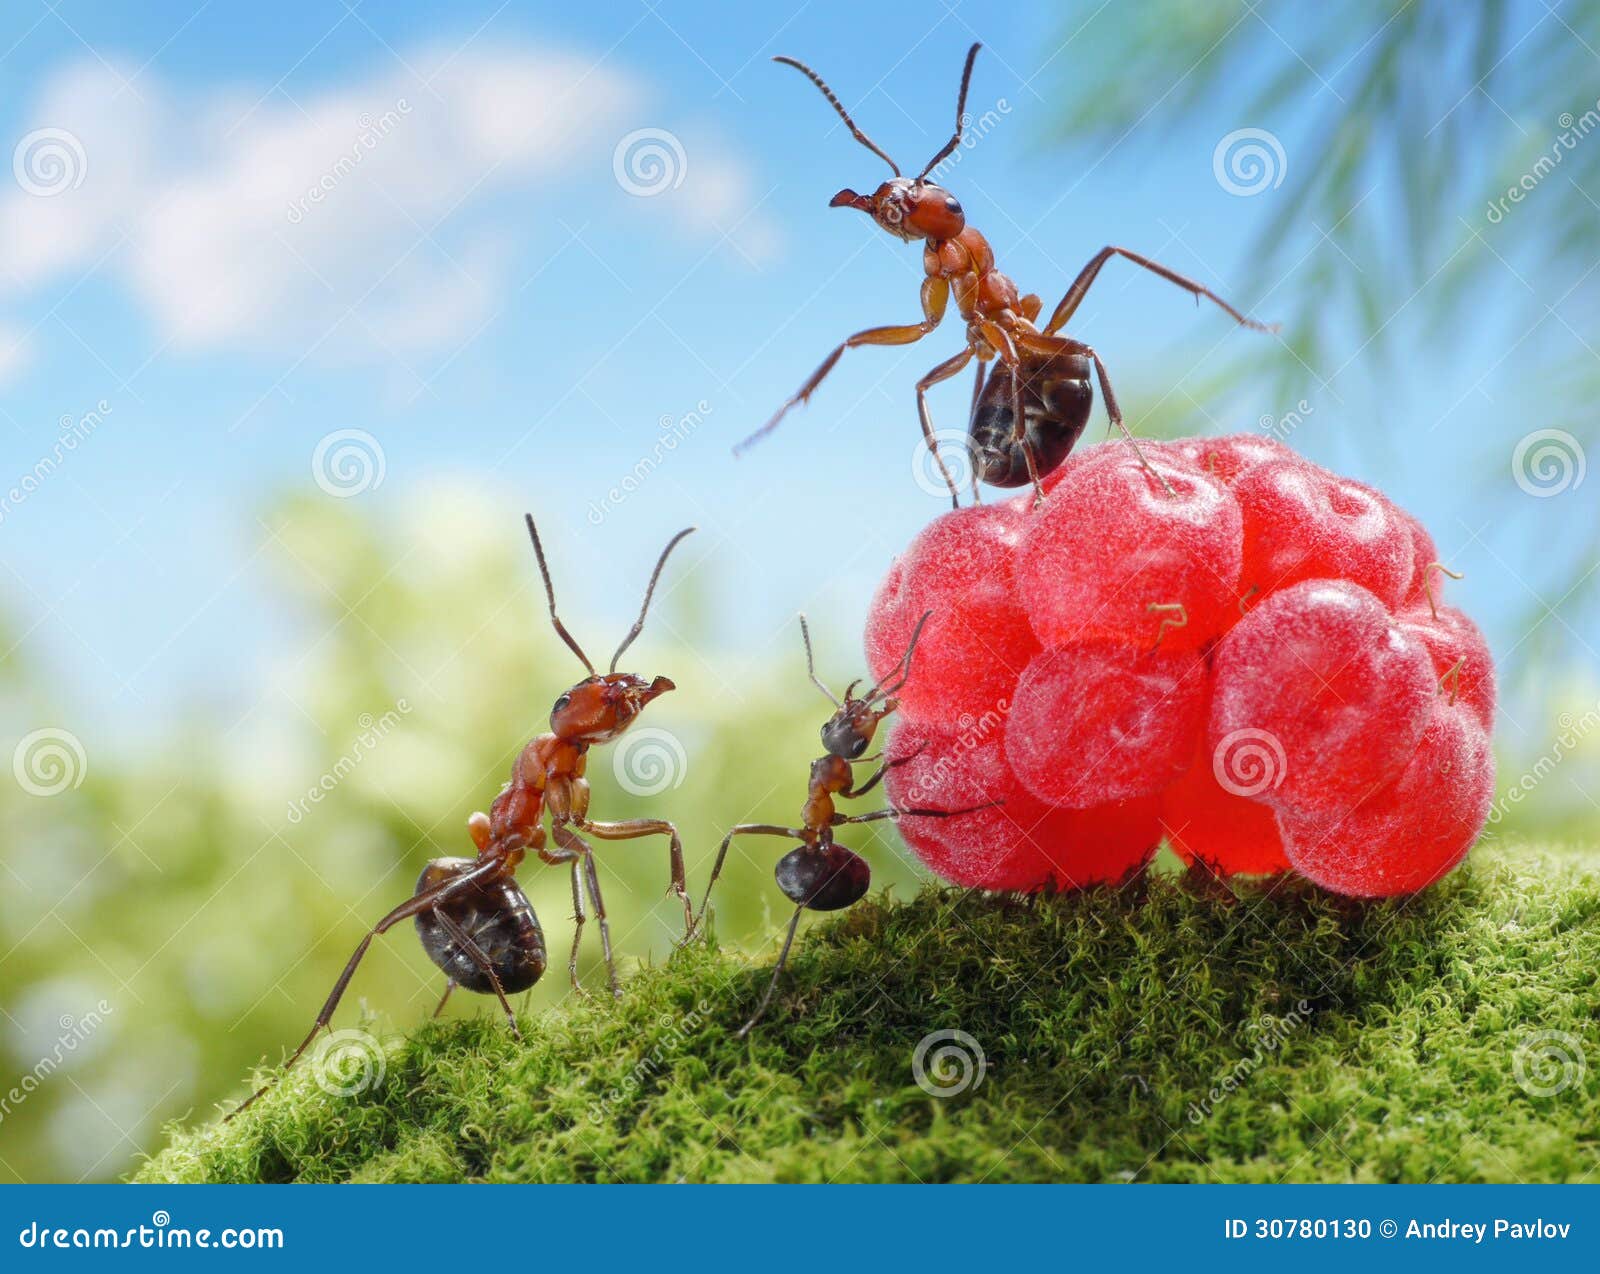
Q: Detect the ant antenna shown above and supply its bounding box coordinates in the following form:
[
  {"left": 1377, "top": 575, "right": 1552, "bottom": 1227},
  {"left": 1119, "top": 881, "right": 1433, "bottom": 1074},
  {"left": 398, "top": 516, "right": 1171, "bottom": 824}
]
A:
[
  {"left": 866, "top": 610, "right": 932, "bottom": 703},
  {"left": 773, "top": 54, "right": 902, "bottom": 177},
  {"left": 610, "top": 526, "right": 696, "bottom": 673},
  {"left": 916, "top": 43, "right": 981, "bottom": 182},
  {"left": 525, "top": 514, "right": 596, "bottom": 676},
  {"left": 799, "top": 615, "right": 842, "bottom": 706}
]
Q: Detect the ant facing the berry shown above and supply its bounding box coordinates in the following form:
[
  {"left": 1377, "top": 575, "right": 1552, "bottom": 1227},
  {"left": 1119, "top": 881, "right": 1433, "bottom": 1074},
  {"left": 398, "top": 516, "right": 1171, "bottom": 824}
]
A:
[
  {"left": 691, "top": 613, "right": 995, "bottom": 1036},
  {"left": 735, "top": 42, "right": 1274, "bottom": 506},
  {"left": 228, "top": 513, "right": 694, "bottom": 1120}
]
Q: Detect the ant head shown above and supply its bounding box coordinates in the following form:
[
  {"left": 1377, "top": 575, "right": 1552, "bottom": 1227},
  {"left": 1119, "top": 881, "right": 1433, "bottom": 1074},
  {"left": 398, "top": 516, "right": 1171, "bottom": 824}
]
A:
[
  {"left": 551, "top": 672, "right": 674, "bottom": 744},
  {"left": 799, "top": 610, "right": 931, "bottom": 761},
  {"left": 523, "top": 513, "right": 694, "bottom": 745},
  {"left": 778, "top": 43, "right": 980, "bottom": 245},
  {"left": 830, "top": 179, "right": 964, "bottom": 243},
  {"left": 819, "top": 691, "right": 891, "bottom": 759}
]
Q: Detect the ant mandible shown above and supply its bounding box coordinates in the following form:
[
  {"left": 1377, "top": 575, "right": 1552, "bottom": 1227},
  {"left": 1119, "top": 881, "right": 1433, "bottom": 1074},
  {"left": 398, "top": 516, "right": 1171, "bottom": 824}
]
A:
[
  {"left": 735, "top": 42, "right": 1275, "bottom": 507},
  {"left": 228, "top": 514, "right": 694, "bottom": 1120},
  {"left": 690, "top": 613, "right": 992, "bottom": 1037}
]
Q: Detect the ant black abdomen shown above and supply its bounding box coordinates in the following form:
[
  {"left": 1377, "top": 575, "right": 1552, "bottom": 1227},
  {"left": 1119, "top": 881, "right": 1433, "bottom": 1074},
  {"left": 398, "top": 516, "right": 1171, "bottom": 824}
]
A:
[
  {"left": 413, "top": 859, "right": 547, "bottom": 996},
  {"left": 968, "top": 352, "right": 1092, "bottom": 489},
  {"left": 775, "top": 843, "right": 871, "bottom": 912}
]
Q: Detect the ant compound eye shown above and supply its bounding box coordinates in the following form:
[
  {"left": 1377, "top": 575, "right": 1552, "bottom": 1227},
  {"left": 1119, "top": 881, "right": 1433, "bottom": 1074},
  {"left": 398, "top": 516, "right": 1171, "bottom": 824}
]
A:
[
  {"left": 552, "top": 694, "right": 571, "bottom": 714},
  {"left": 944, "top": 196, "right": 961, "bottom": 215},
  {"left": 848, "top": 735, "right": 869, "bottom": 759}
]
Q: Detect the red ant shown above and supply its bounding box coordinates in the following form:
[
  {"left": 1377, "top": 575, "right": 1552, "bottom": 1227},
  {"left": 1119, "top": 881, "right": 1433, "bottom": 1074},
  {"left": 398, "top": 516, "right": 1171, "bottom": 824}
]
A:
[
  {"left": 228, "top": 514, "right": 694, "bottom": 1120},
  {"left": 736, "top": 42, "right": 1274, "bottom": 507},
  {"left": 690, "top": 613, "right": 993, "bottom": 1036}
]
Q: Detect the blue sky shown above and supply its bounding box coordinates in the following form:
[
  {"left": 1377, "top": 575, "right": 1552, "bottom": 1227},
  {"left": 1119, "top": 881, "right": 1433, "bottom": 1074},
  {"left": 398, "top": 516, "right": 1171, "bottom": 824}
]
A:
[{"left": 0, "top": 0, "right": 1586, "bottom": 757}]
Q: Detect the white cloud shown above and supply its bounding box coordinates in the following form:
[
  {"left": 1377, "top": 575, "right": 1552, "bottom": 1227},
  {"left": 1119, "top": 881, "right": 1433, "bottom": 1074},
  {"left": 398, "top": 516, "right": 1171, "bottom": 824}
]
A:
[
  {"left": 0, "top": 324, "right": 32, "bottom": 386},
  {"left": 0, "top": 44, "right": 776, "bottom": 364}
]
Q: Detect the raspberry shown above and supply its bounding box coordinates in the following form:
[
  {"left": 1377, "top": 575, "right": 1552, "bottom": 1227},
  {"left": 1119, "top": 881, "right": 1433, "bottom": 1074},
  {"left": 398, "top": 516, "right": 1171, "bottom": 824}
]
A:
[
  {"left": 1209, "top": 579, "right": 1435, "bottom": 814},
  {"left": 1006, "top": 640, "right": 1206, "bottom": 807},
  {"left": 1233, "top": 460, "right": 1413, "bottom": 607},
  {"left": 1017, "top": 450, "right": 1243, "bottom": 650},
  {"left": 1160, "top": 749, "right": 1289, "bottom": 876},
  {"left": 1398, "top": 512, "right": 1441, "bottom": 606},
  {"left": 865, "top": 502, "right": 1038, "bottom": 726},
  {"left": 1398, "top": 605, "right": 1495, "bottom": 731},
  {"left": 886, "top": 719, "right": 1159, "bottom": 891},
  {"left": 1166, "top": 433, "right": 1297, "bottom": 485},
  {"left": 1277, "top": 700, "right": 1492, "bottom": 896}
]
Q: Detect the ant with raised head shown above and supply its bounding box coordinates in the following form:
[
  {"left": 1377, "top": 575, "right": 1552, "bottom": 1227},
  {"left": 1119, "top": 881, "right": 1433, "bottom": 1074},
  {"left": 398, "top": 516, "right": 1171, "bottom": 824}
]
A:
[
  {"left": 736, "top": 42, "right": 1274, "bottom": 506},
  {"left": 228, "top": 514, "right": 694, "bottom": 1120},
  {"left": 691, "top": 613, "right": 992, "bottom": 1036}
]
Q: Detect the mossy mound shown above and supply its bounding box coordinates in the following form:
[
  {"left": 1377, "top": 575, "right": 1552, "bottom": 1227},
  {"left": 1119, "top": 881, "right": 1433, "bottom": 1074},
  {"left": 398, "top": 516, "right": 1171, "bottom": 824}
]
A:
[{"left": 140, "top": 849, "right": 1599, "bottom": 1183}]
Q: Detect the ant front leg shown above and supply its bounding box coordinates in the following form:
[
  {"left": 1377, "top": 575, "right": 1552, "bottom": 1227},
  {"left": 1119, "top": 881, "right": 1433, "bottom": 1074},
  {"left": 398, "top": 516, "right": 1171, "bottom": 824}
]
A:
[
  {"left": 915, "top": 347, "right": 973, "bottom": 508},
  {"left": 1014, "top": 330, "right": 1174, "bottom": 497},
  {"left": 551, "top": 824, "right": 621, "bottom": 999},
  {"left": 690, "top": 824, "right": 808, "bottom": 943},
  {"left": 841, "top": 745, "right": 924, "bottom": 799},
  {"left": 978, "top": 320, "right": 1046, "bottom": 505},
  {"left": 577, "top": 817, "right": 692, "bottom": 939},
  {"left": 226, "top": 862, "right": 497, "bottom": 1121},
  {"left": 833, "top": 798, "right": 1001, "bottom": 828},
  {"left": 1044, "top": 245, "right": 1276, "bottom": 336},
  {"left": 735, "top": 277, "right": 949, "bottom": 454}
]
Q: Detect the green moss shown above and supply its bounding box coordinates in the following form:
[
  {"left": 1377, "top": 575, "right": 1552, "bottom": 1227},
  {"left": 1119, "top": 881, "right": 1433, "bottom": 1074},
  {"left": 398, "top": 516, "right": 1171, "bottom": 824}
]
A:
[{"left": 139, "top": 848, "right": 1599, "bottom": 1183}]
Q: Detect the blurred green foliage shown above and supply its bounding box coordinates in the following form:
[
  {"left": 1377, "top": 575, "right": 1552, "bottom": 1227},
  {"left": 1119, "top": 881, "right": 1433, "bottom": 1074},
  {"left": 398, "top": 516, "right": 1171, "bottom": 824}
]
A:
[{"left": 0, "top": 482, "right": 916, "bottom": 1182}]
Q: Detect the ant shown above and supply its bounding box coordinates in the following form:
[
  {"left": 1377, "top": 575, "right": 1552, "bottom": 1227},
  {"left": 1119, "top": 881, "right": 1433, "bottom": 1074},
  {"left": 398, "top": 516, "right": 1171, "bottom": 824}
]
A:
[
  {"left": 735, "top": 42, "right": 1274, "bottom": 507},
  {"left": 228, "top": 514, "right": 694, "bottom": 1120},
  {"left": 690, "top": 613, "right": 993, "bottom": 1037}
]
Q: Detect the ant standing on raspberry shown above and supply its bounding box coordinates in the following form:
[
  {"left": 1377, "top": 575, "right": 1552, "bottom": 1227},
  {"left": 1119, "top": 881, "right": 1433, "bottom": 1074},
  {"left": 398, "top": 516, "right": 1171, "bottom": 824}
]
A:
[
  {"left": 736, "top": 42, "right": 1274, "bottom": 507},
  {"left": 690, "top": 613, "right": 995, "bottom": 1036},
  {"left": 228, "top": 514, "right": 694, "bottom": 1120}
]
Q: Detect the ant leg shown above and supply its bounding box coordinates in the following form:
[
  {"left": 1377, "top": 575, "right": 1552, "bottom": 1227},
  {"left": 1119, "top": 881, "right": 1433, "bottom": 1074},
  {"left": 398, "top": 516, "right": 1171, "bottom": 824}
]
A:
[
  {"left": 834, "top": 799, "right": 1001, "bottom": 826},
  {"left": 577, "top": 817, "right": 692, "bottom": 938},
  {"left": 429, "top": 907, "right": 522, "bottom": 1040},
  {"left": 1043, "top": 245, "right": 1275, "bottom": 336},
  {"left": 978, "top": 321, "right": 1046, "bottom": 504},
  {"left": 735, "top": 277, "right": 950, "bottom": 454},
  {"left": 432, "top": 981, "right": 455, "bottom": 1019},
  {"left": 915, "top": 347, "right": 974, "bottom": 508},
  {"left": 735, "top": 905, "right": 805, "bottom": 1039},
  {"left": 226, "top": 862, "right": 498, "bottom": 1121},
  {"left": 967, "top": 360, "right": 988, "bottom": 504},
  {"left": 841, "top": 745, "right": 925, "bottom": 799},
  {"left": 552, "top": 825, "right": 620, "bottom": 999},
  {"left": 1014, "top": 330, "right": 1174, "bottom": 497},
  {"left": 690, "top": 824, "right": 807, "bottom": 943}
]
